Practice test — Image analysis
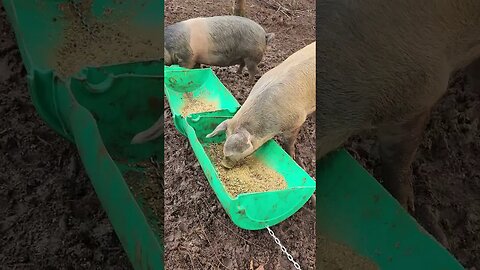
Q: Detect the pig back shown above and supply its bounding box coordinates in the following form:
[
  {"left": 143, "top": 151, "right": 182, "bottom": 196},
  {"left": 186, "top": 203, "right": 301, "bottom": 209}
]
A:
[
  {"left": 202, "top": 16, "right": 269, "bottom": 65},
  {"left": 236, "top": 43, "right": 316, "bottom": 137},
  {"left": 316, "top": 0, "right": 480, "bottom": 129}
]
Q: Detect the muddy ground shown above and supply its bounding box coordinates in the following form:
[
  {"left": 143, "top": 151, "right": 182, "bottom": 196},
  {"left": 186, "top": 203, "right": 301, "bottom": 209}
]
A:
[
  {"left": 164, "top": 0, "right": 316, "bottom": 269},
  {"left": 0, "top": 3, "right": 132, "bottom": 269}
]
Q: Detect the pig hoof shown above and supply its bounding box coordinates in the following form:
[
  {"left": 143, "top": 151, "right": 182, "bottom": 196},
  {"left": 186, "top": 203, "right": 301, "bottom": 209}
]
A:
[
  {"left": 297, "top": 157, "right": 307, "bottom": 169},
  {"left": 310, "top": 194, "right": 316, "bottom": 207}
]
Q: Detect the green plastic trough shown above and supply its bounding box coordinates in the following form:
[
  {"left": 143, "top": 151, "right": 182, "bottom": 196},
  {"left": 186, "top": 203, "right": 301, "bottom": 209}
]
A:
[
  {"left": 165, "top": 65, "right": 465, "bottom": 269},
  {"left": 4, "top": 0, "right": 165, "bottom": 269},
  {"left": 164, "top": 65, "right": 316, "bottom": 230}
]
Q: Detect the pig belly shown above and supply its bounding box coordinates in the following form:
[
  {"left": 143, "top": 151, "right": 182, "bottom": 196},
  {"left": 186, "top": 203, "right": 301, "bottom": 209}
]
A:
[{"left": 197, "top": 53, "right": 242, "bottom": 67}]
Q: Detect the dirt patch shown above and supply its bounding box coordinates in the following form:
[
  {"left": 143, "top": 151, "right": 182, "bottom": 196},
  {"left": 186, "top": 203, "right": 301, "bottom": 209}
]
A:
[
  {"left": 206, "top": 143, "right": 287, "bottom": 198},
  {"left": 317, "top": 235, "right": 379, "bottom": 270},
  {"left": 164, "top": 0, "right": 316, "bottom": 269},
  {"left": 125, "top": 161, "right": 164, "bottom": 236},
  {"left": 0, "top": 3, "right": 131, "bottom": 268},
  {"left": 181, "top": 92, "right": 218, "bottom": 116},
  {"left": 54, "top": 1, "right": 162, "bottom": 78}
]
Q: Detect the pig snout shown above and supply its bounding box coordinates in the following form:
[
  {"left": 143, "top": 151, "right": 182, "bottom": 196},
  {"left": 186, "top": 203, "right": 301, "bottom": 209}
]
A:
[
  {"left": 206, "top": 120, "right": 256, "bottom": 166},
  {"left": 221, "top": 156, "right": 236, "bottom": 169},
  {"left": 221, "top": 131, "right": 255, "bottom": 164}
]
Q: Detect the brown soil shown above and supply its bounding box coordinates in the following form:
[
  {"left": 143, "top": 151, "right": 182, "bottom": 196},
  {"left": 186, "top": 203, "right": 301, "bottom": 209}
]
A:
[
  {"left": 0, "top": 3, "right": 131, "bottom": 268},
  {"left": 206, "top": 143, "right": 287, "bottom": 198},
  {"left": 317, "top": 235, "right": 379, "bottom": 270},
  {"left": 164, "top": 0, "right": 316, "bottom": 269},
  {"left": 125, "top": 161, "right": 164, "bottom": 235},
  {"left": 54, "top": 1, "right": 162, "bottom": 78},
  {"left": 180, "top": 92, "right": 218, "bottom": 116}
]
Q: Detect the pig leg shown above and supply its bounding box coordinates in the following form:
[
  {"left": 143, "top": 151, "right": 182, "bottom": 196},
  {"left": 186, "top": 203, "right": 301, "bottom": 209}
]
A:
[
  {"left": 378, "top": 112, "right": 451, "bottom": 248},
  {"left": 245, "top": 59, "right": 260, "bottom": 85},
  {"left": 283, "top": 127, "right": 302, "bottom": 159},
  {"left": 233, "top": 0, "right": 246, "bottom": 16},
  {"left": 237, "top": 60, "right": 245, "bottom": 75},
  {"left": 466, "top": 57, "right": 480, "bottom": 92},
  {"left": 377, "top": 111, "right": 430, "bottom": 213}
]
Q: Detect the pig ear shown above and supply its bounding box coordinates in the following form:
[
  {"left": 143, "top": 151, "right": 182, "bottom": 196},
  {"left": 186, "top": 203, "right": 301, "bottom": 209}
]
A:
[
  {"left": 239, "top": 128, "right": 254, "bottom": 153},
  {"left": 131, "top": 116, "right": 164, "bottom": 144},
  {"left": 206, "top": 120, "right": 229, "bottom": 138},
  {"left": 239, "top": 128, "right": 252, "bottom": 143}
]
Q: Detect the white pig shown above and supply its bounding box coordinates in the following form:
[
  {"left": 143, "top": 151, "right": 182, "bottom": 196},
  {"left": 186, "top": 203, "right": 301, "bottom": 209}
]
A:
[{"left": 206, "top": 42, "right": 316, "bottom": 168}]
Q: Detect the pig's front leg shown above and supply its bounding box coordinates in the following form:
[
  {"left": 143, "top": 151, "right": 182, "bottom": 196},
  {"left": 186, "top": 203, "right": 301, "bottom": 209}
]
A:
[
  {"left": 377, "top": 111, "right": 430, "bottom": 213},
  {"left": 283, "top": 127, "right": 301, "bottom": 160},
  {"left": 378, "top": 109, "right": 451, "bottom": 249},
  {"left": 466, "top": 58, "right": 480, "bottom": 92}
]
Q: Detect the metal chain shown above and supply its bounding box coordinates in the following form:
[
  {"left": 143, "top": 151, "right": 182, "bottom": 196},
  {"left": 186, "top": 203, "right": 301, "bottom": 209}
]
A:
[
  {"left": 266, "top": 226, "right": 302, "bottom": 270},
  {"left": 69, "top": 0, "right": 97, "bottom": 39}
]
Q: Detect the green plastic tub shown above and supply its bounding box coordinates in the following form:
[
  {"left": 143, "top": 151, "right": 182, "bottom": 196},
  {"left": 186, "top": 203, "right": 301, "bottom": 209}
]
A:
[
  {"left": 164, "top": 65, "right": 316, "bottom": 230},
  {"left": 4, "top": 1, "right": 165, "bottom": 269}
]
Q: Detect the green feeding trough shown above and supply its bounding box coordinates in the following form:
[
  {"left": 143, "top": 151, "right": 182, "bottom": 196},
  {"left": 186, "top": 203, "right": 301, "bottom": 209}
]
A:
[
  {"left": 4, "top": 0, "right": 165, "bottom": 269},
  {"left": 164, "top": 65, "right": 316, "bottom": 230},
  {"left": 165, "top": 65, "right": 465, "bottom": 269}
]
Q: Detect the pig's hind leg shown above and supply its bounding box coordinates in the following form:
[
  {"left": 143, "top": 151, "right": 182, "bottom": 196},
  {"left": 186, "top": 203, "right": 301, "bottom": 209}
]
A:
[
  {"left": 245, "top": 58, "right": 260, "bottom": 85},
  {"left": 237, "top": 60, "right": 245, "bottom": 75}
]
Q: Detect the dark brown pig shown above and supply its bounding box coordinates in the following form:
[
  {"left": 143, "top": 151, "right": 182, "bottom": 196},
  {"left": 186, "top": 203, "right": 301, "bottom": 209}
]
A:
[
  {"left": 164, "top": 16, "right": 274, "bottom": 84},
  {"left": 206, "top": 42, "right": 315, "bottom": 168},
  {"left": 317, "top": 0, "right": 480, "bottom": 247}
]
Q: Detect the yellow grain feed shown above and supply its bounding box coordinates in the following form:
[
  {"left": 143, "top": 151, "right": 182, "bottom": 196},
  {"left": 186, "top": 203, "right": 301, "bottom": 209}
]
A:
[
  {"left": 206, "top": 143, "right": 287, "bottom": 197},
  {"left": 181, "top": 92, "right": 218, "bottom": 116}
]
